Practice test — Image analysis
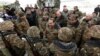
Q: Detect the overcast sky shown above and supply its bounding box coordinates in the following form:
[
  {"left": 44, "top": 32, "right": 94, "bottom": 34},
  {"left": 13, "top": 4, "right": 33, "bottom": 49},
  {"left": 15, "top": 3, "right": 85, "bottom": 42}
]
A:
[
  {"left": 0, "top": 0, "right": 37, "bottom": 8},
  {"left": 0, "top": 0, "right": 100, "bottom": 14}
]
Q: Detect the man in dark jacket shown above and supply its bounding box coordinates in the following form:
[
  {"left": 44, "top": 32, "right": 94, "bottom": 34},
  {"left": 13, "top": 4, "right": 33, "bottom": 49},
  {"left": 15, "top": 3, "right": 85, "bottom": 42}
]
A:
[
  {"left": 55, "top": 11, "right": 67, "bottom": 27},
  {"left": 62, "top": 5, "right": 69, "bottom": 19},
  {"left": 94, "top": 5, "right": 100, "bottom": 17},
  {"left": 26, "top": 8, "right": 38, "bottom": 26},
  {"left": 25, "top": 4, "right": 30, "bottom": 13},
  {"left": 31, "top": 8, "right": 38, "bottom": 26}
]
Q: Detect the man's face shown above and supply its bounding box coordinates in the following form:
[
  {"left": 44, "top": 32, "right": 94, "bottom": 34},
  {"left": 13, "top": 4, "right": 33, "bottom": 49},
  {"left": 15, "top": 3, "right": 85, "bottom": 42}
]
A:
[
  {"left": 85, "top": 15, "right": 93, "bottom": 21},
  {"left": 63, "top": 7, "right": 68, "bottom": 12},
  {"left": 43, "top": 15, "right": 48, "bottom": 20},
  {"left": 74, "top": 6, "right": 78, "bottom": 11},
  {"left": 20, "top": 15, "right": 26, "bottom": 20},
  {"left": 48, "top": 20, "right": 55, "bottom": 27},
  {"left": 56, "top": 11, "right": 61, "bottom": 17},
  {"left": 68, "top": 14, "right": 77, "bottom": 24}
]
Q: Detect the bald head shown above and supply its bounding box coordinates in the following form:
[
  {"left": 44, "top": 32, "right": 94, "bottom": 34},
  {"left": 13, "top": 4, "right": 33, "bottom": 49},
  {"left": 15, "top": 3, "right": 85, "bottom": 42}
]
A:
[
  {"left": 56, "top": 10, "right": 61, "bottom": 17},
  {"left": 85, "top": 14, "right": 93, "bottom": 20}
]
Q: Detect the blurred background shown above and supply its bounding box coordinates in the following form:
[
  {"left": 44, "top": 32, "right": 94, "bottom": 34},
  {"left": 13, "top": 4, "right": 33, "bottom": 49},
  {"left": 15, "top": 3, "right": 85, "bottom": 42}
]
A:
[{"left": 0, "top": 0, "right": 100, "bottom": 14}]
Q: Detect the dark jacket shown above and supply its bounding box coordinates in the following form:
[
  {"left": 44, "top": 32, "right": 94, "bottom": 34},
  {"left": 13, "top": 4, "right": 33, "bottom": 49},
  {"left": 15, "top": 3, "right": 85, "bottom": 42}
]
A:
[
  {"left": 26, "top": 11, "right": 38, "bottom": 26},
  {"left": 55, "top": 15, "right": 67, "bottom": 27},
  {"left": 94, "top": 7, "right": 100, "bottom": 15}
]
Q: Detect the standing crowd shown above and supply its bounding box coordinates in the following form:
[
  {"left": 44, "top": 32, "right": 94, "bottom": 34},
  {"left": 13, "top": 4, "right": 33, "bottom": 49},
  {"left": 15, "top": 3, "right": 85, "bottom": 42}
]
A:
[{"left": 0, "top": 4, "right": 100, "bottom": 56}]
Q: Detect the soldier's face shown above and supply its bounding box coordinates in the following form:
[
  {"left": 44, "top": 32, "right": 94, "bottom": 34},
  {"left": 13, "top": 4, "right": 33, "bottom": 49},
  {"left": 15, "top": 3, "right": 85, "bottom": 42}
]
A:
[
  {"left": 56, "top": 12, "right": 61, "bottom": 17},
  {"left": 74, "top": 6, "right": 78, "bottom": 11},
  {"left": 48, "top": 20, "right": 55, "bottom": 27},
  {"left": 20, "top": 15, "right": 26, "bottom": 19},
  {"left": 63, "top": 7, "right": 68, "bottom": 12},
  {"left": 85, "top": 15, "right": 92, "bottom": 21},
  {"left": 68, "top": 15, "right": 77, "bottom": 24},
  {"left": 43, "top": 16, "right": 48, "bottom": 20}
]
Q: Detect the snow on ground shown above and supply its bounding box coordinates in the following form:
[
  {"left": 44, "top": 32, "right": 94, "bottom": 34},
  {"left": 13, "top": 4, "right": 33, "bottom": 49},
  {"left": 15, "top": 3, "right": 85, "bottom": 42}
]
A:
[{"left": 0, "top": 0, "right": 100, "bottom": 14}]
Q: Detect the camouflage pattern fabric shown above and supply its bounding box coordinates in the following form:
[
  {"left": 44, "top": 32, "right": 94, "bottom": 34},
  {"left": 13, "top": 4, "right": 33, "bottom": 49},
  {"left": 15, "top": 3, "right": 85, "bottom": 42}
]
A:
[{"left": 0, "top": 21, "right": 14, "bottom": 31}]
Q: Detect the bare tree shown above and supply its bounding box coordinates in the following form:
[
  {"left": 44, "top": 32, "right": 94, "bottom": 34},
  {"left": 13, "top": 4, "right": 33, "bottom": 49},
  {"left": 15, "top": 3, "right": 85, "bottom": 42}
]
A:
[{"left": 37, "top": 0, "right": 60, "bottom": 9}]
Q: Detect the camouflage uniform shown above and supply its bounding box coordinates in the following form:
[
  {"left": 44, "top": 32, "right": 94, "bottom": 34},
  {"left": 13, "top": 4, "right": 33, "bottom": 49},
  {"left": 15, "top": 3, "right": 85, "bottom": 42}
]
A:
[
  {"left": 73, "top": 10, "right": 82, "bottom": 19},
  {"left": 80, "top": 25, "right": 100, "bottom": 56},
  {"left": 45, "top": 23, "right": 59, "bottom": 44},
  {"left": 26, "top": 26, "right": 49, "bottom": 56},
  {"left": 67, "top": 14, "right": 83, "bottom": 46},
  {"left": 39, "top": 16, "right": 48, "bottom": 38},
  {"left": 38, "top": 16, "right": 48, "bottom": 37},
  {"left": 49, "top": 27, "right": 78, "bottom": 56},
  {"left": 0, "top": 36, "right": 12, "bottom": 56},
  {"left": 5, "top": 34, "right": 26, "bottom": 56},
  {"left": 0, "top": 21, "right": 15, "bottom": 56},
  {"left": 14, "top": 12, "right": 30, "bottom": 34}
]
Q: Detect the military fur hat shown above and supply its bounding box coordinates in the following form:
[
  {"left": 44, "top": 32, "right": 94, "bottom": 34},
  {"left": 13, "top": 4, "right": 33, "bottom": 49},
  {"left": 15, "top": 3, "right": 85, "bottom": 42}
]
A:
[
  {"left": 5, "top": 34, "right": 25, "bottom": 48},
  {"left": 0, "top": 21, "right": 14, "bottom": 31},
  {"left": 27, "top": 26, "right": 40, "bottom": 38},
  {"left": 58, "top": 27, "right": 74, "bottom": 42},
  {"left": 83, "top": 25, "right": 100, "bottom": 40}
]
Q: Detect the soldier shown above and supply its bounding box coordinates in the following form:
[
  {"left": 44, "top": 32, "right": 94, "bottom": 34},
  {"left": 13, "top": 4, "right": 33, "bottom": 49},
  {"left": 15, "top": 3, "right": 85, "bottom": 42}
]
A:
[
  {"left": 67, "top": 14, "right": 83, "bottom": 47},
  {"left": 26, "top": 26, "right": 49, "bottom": 56},
  {"left": 62, "top": 5, "right": 69, "bottom": 19},
  {"left": 0, "top": 36, "right": 12, "bottom": 56},
  {"left": 80, "top": 14, "right": 93, "bottom": 26},
  {"left": 55, "top": 10, "right": 67, "bottom": 27},
  {"left": 5, "top": 34, "right": 26, "bottom": 56},
  {"left": 45, "top": 19, "right": 60, "bottom": 44},
  {"left": 49, "top": 27, "right": 78, "bottom": 56},
  {"left": 80, "top": 25, "right": 100, "bottom": 56},
  {"left": 0, "top": 21, "right": 25, "bottom": 56},
  {"left": 38, "top": 15, "right": 48, "bottom": 38},
  {"left": 92, "top": 12, "right": 100, "bottom": 25},
  {"left": 25, "top": 4, "right": 30, "bottom": 12},
  {"left": 14, "top": 12, "right": 30, "bottom": 35},
  {"left": 67, "top": 14, "right": 93, "bottom": 54},
  {"left": 67, "top": 14, "right": 79, "bottom": 28},
  {"left": 36, "top": 9, "right": 43, "bottom": 19},
  {"left": 73, "top": 6, "right": 82, "bottom": 19},
  {"left": 94, "top": 5, "right": 100, "bottom": 17}
]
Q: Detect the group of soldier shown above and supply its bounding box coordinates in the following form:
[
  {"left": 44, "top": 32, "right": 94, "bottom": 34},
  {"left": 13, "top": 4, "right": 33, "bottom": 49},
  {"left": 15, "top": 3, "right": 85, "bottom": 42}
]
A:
[{"left": 0, "top": 3, "right": 100, "bottom": 56}]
